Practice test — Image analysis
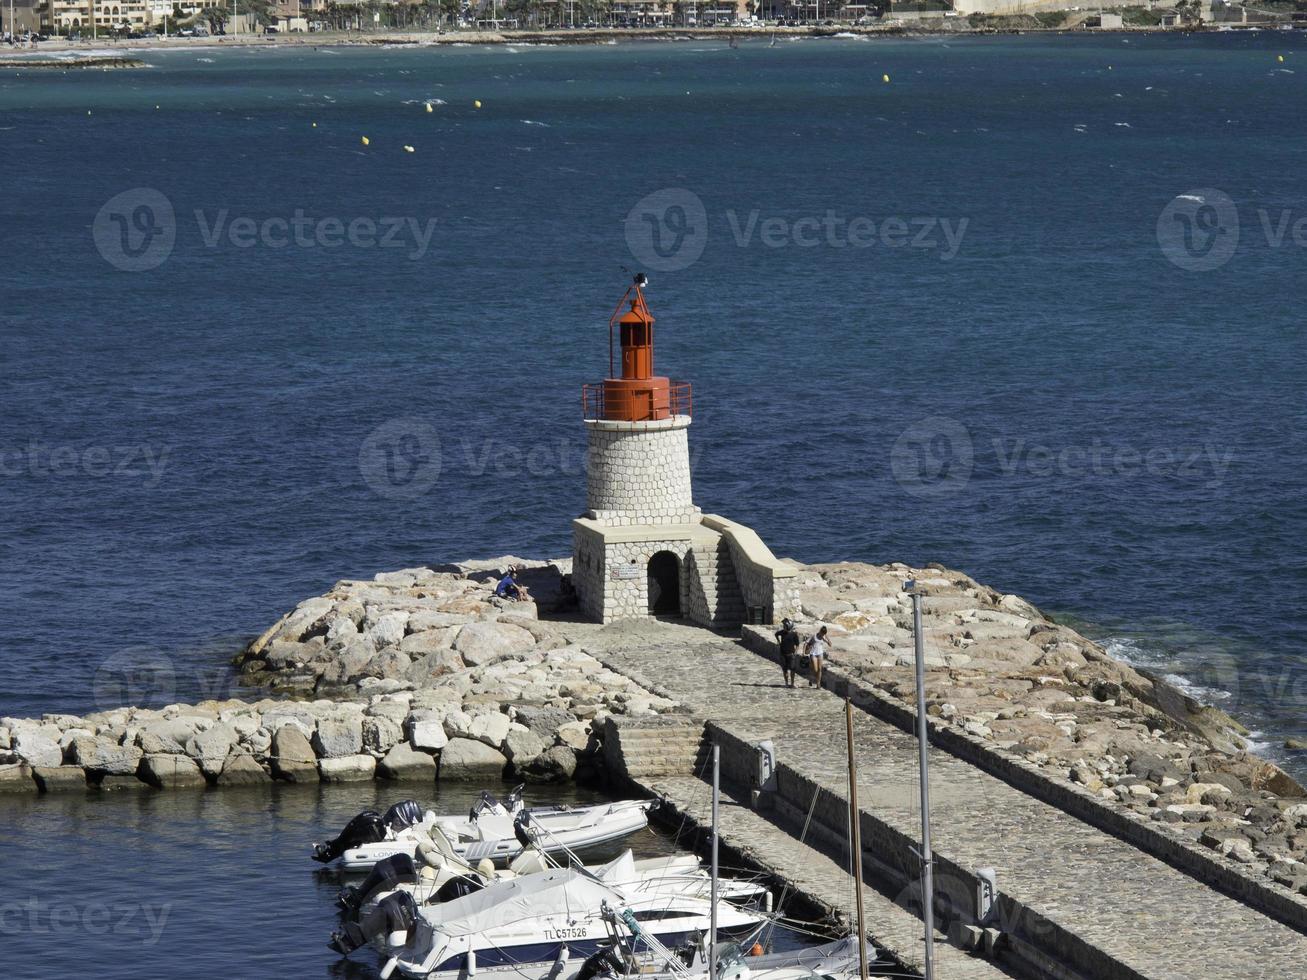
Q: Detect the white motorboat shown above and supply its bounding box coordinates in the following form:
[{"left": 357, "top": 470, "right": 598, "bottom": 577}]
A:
[
  {"left": 338, "top": 844, "right": 769, "bottom": 930},
  {"left": 344, "top": 863, "right": 767, "bottom": 978},
  {"left": 313, "top": 790, "right": 655, "bottom": 871}
]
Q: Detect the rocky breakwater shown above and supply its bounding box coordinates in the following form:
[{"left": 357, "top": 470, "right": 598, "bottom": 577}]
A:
[
  {"left": 762, "top": 561, "right": 1307, "bottom": 896},
  {"left": 0, "top": 559, "right": 678, "bottom": 794}
]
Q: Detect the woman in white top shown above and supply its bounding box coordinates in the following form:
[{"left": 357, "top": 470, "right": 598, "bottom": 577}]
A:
[{"left": 804, "top": 626, "right": 831, "bottom": 689}]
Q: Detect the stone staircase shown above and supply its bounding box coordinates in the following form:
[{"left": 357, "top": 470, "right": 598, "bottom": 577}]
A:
[{"left": 603, "top": 714, "right": 709, "bottom": 782}]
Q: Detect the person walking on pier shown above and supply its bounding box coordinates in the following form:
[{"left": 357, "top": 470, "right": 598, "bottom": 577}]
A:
[
  {"left": 774, "top": 618, "right": 800, "bottom": 688},
  {"left": 804, "top": 626, "right": 831, "bottom": 688}
]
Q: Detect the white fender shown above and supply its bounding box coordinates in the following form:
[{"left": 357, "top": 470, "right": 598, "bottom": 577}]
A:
[{"left": 380, "top": 956, "right": 399, "bottom": 979}]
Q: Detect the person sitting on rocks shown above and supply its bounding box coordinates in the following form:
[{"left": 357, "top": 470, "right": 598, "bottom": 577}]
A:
[{"left": 494, "top": 567, "right": 531, "bottom": 603}]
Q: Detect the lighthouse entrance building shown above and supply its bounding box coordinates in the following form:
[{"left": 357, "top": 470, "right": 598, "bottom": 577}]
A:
[{"left": 571, "top": 280, "right": 799, "bottom": 628}]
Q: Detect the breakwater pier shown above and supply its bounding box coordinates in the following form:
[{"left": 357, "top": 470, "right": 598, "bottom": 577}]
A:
[{"left": 601, "top": 632, "right": 1307, "bottom": 979}]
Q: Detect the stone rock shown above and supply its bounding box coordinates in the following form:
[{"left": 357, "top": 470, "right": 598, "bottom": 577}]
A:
[
  {"left": 377, "top": 743, "right": 437, "bottom": 782},
  {"left": 364, "top": 649, "right": 411, "bottom": 681},
  {"left": 12, "top": 728, "right": 64, "bottom": 768},
  {"left": 468, "top": 712, "right": 511, "bottom": 749},
  {"left": 556, "top": 722, "right": 591, "bottom": 751},
  {"left": 438, "top": 738, "right": 507, "bottom": 781},
  {"left": 137, "top": 719, "right": 197, "bottom": 755},
  {"left": 1251, "top": 761, "right": 1306, "bottom": 799},
  {"left": 400, "top": 629, "right": 458, "bottom": 657},
  {"left": 218, "top": 752, "right": 271, "bottom": 786},
  {"left": 32, "top": 766, "right": 88, "bottom": 792},
  {"left": 319, "top": 754, "right": 377, "bottom": 783},
  {"left": 69, "top": 736, "right": 143, "bottom": 776},
  {"left": 363, "top": 716, "right": 403, "bottom": 755},
  {"left": 454, "top": 622, "right": 536, "bottom": 667},
  {"left": 185, "top": 723, "right": 237, "bottom": 776},
  {"left": 139, "top": 754, "right": 206, "bottom": 789},
  {"left": 264, "top": 638, "right": 324, "bottom": 671},
  {"left": 407, "top": 712, "right": 450, "bottom": 752},
  {"left": 504, "top": 729, "right": 546, "bottom": 765},
  {"left": 405, "top": 649, "right": 465, "bottom": 684},
  {"left": 1186, "top": 782, "right": 1233, "bottom": 806},
  {"left": 407, "top": 611, "right": 468, "bottom": 633},
  {"left": 511, "top": 705, "right": 576, "bottom": 742},
  {"left": 523, "top": 745, "right": 577, "bottom": 783},
  {"left": 312, "top": 718, "right": 363, "bottom": 758},
  {"left": 0, "top": 763, "right": 36, "bottom": 793},
  {"left": 364, "top": 611, "right": 409, "bottom": 648},
  {"left": 271, "top": 725, "right": 318, "bottom": 782}
]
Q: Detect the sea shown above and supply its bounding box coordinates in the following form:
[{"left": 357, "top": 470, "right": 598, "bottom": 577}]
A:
[{"left": 1, "top": 31, "right": 1305, "bottom": 975}]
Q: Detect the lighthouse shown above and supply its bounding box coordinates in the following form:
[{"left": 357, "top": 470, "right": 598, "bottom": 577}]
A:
[{"left": 571, "top": 277, "right": 799, "bottom": 627}]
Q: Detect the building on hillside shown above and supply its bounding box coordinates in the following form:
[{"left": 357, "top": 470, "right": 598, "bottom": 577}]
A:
[{"left": 572, "top": 278, "right": 798, "bottom": 627}]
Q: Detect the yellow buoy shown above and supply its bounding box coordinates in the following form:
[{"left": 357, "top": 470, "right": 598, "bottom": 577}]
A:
[
  {"left": 404, "top": 145, "right": 415, "bottom": 153},
  {"left": 1278, "top": 55, "right": 1285, "bottom": 63},
  {"left": 312, "top": 122, "right": 317, "bottom": 128},
  {"left": 882, "top": 73, "right": 890, "bottom": 83},
  {"left": 474, "top": 100, "right": 482, "bottom": 109},
  {"left": 425, "top": 103, "right": 434, "bottom": 113},
  {"left": 361, "top": 136, "right": 370, "bottom": 146}
]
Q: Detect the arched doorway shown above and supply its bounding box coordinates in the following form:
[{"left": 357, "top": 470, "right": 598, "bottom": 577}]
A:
[{"left": 647, "top": 551, "right": 681, "bottom": 616}]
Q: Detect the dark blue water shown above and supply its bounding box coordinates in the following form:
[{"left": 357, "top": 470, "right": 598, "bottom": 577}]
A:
[{"left": 1, "top": 36, "right": 1304, "bottom": 751}]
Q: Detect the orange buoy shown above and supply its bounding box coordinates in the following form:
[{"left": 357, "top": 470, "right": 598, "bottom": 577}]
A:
[{"left": 749, "top": 943, "right": 764, "bottom": 957}]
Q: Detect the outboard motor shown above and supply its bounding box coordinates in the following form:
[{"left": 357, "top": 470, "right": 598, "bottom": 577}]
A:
[
  {"left": 576, "top": 945, "right": 626, "bottom": 980},
  {"left": 329, "top": 891, "right": 420, "bottom": 956},
  {"left": 383, "top": 799, "right": 424, "bottom": 833},
  {"left": 313, "top": 810, "right": 388, "bottom": 864},
  {"left": 434, "top": 874, "right": 484, "bottom": 904},
  {"left": 337, "top": 853, "right": 419, "bottom": 919}
]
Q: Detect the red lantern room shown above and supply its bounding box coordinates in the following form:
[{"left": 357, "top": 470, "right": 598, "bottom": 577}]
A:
[{"left": 582, "top": 276, "right": 691, "bottom": 422}]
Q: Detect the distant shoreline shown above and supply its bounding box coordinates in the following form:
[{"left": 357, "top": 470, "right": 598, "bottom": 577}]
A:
[{"left": 1, "top": 23, "right": 1274, "bottom": 59}]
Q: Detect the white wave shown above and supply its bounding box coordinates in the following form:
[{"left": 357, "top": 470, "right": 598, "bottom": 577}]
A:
[
  {"left": 1114, "top": 122, "right": 1131, "bottom": 128},
  {"left": 1176, "top": 193, "right": 1204, "bottom": 202},
  {"left": 1162, "top": 672, "right": 1232, "bottom": 704},
  {"left": 520, "top": 119, "right": 549, "bottom": 127},
  {"left": 1244, "top": 730, "right": 1273, "bottom": 754},
  {"left": 197, "top": 58, "right": 215, "bottom": 64}
]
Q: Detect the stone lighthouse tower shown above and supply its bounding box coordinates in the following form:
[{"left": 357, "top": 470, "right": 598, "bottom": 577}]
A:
[{"left": 571, "top": 277, "right": 799, "bottom": 627}]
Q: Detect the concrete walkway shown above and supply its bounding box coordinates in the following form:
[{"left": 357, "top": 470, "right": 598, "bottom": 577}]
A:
[{"left": 596, "top": 637, "right": 1307, "bottom": 980}]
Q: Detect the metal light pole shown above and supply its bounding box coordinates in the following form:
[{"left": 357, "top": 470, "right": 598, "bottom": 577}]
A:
[
  {"left": 907, "top": 582, "right": 936, "bottom": 980},
  {"left": 845, "top": 700, "right": 869, "bottom": 980},
  {"left": 709, "top": 742, "right": 720, "bottom": 980}
]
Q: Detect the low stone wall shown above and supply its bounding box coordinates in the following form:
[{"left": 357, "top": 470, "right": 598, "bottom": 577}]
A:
[{"left": 701, "top": 514, "right": 800, "bottom": 623}]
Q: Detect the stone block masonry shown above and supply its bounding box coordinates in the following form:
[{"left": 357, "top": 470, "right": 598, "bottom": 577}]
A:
[{"left": 584, "top": 417, "right": 699, "bottom": 525}]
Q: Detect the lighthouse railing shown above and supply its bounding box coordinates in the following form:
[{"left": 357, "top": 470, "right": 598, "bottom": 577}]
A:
[{"left": 580, "top": 382, "right": 692, "bottom": 422}]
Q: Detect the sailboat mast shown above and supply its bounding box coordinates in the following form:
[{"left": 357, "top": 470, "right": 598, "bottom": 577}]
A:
[
  {"left": 845, "top": 699, "right": 870, "bottom": 980},
  {"left": 710, "top": 741, "right": 720, "bottom": 980}
]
